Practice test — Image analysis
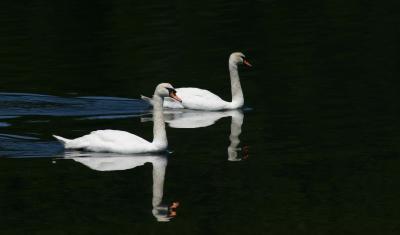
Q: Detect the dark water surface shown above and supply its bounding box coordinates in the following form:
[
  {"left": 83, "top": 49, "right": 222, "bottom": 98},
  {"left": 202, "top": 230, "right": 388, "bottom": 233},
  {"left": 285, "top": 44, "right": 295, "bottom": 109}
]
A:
[{"left": 1, "top": 1, "right": 400, "bottom": 234}]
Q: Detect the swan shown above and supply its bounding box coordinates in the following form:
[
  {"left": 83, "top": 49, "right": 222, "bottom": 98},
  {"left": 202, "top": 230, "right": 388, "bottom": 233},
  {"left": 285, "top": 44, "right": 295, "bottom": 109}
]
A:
[
  {"left": 53, "top": 83, "right": 182, "bottom": 154},
  {"left": 62, "top": 152, "right": 179, "bottom": 222},
  {"left": 141, "top": 52, "right": 251, "bottom": 110}
]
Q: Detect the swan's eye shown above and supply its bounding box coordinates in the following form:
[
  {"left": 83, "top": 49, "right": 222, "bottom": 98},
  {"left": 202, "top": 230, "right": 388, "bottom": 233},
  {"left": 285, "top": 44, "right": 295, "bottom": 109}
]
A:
[{"left": 166, "top": 87, "right": 176, "bottom": 94}]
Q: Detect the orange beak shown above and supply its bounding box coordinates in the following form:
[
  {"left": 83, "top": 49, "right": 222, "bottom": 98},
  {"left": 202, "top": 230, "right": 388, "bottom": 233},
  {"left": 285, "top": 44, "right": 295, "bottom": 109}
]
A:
[
  {"left": 169, "top": 92, "right": 182, "bottom": 102},
  {"left": 243, "top": 59, "right": 252, "bottom": 67}
]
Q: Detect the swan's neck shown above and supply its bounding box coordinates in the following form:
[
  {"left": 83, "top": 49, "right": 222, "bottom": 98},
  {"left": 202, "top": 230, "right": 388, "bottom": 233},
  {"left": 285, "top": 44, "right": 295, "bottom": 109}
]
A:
[
  {"left": 152, "top": 96, "right": 167, "bottom": 150},
  {"left": 228, "top": 62, "right": 244, "bottom": 109}
]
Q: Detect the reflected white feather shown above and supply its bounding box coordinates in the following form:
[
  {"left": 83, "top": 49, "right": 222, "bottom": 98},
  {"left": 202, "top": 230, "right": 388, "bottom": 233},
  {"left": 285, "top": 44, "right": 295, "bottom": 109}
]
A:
[
  {"left": 141, "top": 109, "right": 245, "bottom": 161},
  {"left": 63, "top": 152, "right": 173, "bottom": 222},
  {"left": 165, "top": 109, "right": 234, "bottom": 128}
]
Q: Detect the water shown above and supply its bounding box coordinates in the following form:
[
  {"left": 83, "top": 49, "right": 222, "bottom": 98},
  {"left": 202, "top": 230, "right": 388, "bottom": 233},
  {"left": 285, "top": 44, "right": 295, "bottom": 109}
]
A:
[{"left": 1, "top": 1, "right": 400, "bottom": 234}]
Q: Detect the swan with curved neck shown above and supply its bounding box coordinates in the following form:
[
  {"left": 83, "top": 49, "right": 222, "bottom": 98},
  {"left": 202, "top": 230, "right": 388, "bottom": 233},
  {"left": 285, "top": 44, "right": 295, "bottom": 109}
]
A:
[
  {"left": 53, "top": 83, "right": 182, "bottom": 154},
  {"left": 142, "top": 52, "right": 251, "bottom": 111}
]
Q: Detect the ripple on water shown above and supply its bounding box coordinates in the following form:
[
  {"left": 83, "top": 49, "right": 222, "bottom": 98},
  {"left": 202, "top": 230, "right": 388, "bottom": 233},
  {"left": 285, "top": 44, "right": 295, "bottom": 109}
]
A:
[
  {"left": 0, "top": 133, "right": 61, "bottom": 157},
  {"left": 0, "top": 92, "right": 151, "bottom": 117},
  {"left": 0, "top": 122, "right": 10, "bottom": 127},
  {"left": 0, "top": 93, "right": 152, "bottom": 157}
]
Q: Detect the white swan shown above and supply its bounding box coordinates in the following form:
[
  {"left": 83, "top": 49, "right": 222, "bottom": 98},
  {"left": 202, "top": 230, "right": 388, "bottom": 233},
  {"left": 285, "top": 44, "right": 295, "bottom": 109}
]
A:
[
  {"left": 62, "top": 152, "right": 178, "bottom": 222},
  {"left": 141, "top": 52, "right": 251, "bottom": 111},
  {"left": 53, "top": 83, "right": 182, "bottom": 154}
]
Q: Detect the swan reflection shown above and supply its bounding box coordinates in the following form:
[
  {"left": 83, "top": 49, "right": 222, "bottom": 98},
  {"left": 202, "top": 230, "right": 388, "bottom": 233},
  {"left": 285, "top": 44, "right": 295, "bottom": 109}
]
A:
[
  {"left": 142, "top": 109, "right": 247, "bottom": 161},
  {"left": 62, "top": 151, "right": 178, "bottom": 222}
]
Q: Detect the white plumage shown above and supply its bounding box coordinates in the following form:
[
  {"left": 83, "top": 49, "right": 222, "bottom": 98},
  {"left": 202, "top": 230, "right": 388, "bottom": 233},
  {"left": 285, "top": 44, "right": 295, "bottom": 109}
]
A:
[
  {"left": 142, "top": 52, "right": 251, "bottom": 111},
  {"left": 163, "top": 88, "right": 229, "bottom": 110},
  {"left": 54, "top": 130, "right": 157, "bottom": 154}
]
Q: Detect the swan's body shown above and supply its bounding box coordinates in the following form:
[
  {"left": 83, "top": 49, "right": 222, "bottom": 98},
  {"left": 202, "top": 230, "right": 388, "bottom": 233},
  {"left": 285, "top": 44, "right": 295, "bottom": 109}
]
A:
[
  {"left": 141, "top": 52, "right": 251, "bottom": 111},
  {"left": 54, "top": 130, "right": 160, "bottom": 154},
  {"left": 164, "top": 88, "right": 231, "bottom": 110},
  {"left": 53, "top": 83, "right": 181, "bottom": 154}
]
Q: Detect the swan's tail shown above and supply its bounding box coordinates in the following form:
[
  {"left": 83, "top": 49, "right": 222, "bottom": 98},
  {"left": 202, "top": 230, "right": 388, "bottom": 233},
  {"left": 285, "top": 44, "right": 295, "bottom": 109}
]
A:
[
  {"left": 141, "top": 95, "right": 154, "bottom": 106},
  {"left": 53, "top": 135, "right": 71, "bottom": 146}
]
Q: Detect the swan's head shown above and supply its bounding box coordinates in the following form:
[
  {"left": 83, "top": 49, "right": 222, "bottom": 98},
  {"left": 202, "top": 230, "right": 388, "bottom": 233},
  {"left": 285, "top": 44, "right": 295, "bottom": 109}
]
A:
[
  {"left": 229, "top": 52, "right": 252, "bottom": 67},
  {"left": 155, "top": 83, "right": 182, "bottom": 102}
]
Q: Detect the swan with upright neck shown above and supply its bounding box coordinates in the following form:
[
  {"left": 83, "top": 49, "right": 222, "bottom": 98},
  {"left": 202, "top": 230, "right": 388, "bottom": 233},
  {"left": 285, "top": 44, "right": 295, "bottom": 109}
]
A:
[
  {"left": 142, "top": 52, "right": 251, "bottom": 111},
  {"left": 53, "top": 83, "right": 182, "bottom": 154}
]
